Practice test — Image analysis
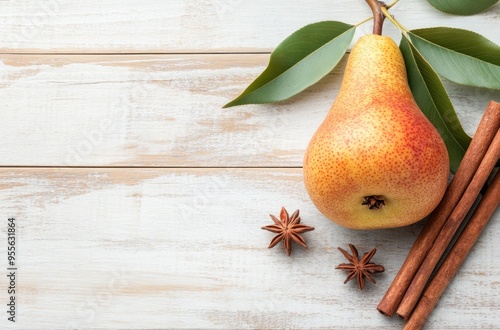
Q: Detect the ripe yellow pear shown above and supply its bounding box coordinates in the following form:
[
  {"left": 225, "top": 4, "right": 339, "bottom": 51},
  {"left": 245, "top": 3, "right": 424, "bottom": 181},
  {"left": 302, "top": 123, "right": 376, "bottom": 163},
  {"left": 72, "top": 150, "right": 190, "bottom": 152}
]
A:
[{"left": 303, "top": 34, "right": 449, "bottom": 230}]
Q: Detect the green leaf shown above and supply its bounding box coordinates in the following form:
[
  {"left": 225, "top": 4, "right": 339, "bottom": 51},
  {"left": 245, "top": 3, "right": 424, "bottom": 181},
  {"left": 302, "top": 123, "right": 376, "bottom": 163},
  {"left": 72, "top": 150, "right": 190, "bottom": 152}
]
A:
[
  {"left": 400, "top": 36, "right": 471, "bottom": 173},
  {"left": 223, "top": 21, "right": 355, "bottom": 108},
  {"left": 409, "top": 27, "right": 500, "bottom": 90},
  {"left": 426, "top": 0, "right": 499, "bottom": 15}
]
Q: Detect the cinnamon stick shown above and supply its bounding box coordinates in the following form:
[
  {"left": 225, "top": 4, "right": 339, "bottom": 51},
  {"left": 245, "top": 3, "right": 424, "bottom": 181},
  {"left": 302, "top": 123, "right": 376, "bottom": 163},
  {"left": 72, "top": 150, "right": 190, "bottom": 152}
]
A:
[
  {"left": 397, "top": 128, "right": 500, "bottom": 320},
  {"left": 404, "top": 170, "right": 500, "bottom": 330},
  {"left": 377, "top": 101, "right": 500, "bottom": 317}
]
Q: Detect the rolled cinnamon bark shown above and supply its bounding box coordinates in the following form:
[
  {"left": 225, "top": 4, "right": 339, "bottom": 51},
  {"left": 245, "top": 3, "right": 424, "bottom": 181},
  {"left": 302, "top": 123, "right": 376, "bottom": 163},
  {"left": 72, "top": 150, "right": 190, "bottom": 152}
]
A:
[
  {"left": 377, "top": 101, "right": 500, "bottom": 317},
  {"left": 397, "top": 129, "right": 500, "bottom": 320},
  {"left": 404, "top": 170, "right": 500, "bottom": 330}
]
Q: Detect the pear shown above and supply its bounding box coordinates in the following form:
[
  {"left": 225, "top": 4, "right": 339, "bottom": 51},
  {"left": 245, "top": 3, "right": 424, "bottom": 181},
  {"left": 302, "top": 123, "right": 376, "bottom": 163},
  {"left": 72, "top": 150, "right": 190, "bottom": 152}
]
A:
[{"left": 303, "top": 34, "right": 449, "bottom": 230}]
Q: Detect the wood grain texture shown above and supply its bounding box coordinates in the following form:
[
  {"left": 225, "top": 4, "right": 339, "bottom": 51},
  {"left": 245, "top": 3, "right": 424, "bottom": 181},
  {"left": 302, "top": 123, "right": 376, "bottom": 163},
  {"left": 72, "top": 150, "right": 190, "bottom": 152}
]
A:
[
  {"left": 0, "top": 0, "right": 498, "bottom": 53},
  {"left": 1, "top": 0, "right": 499, "bottom": 328},
  {"left": 0, "top": 168, "right": 499, "bottom": 328},
  {"left": 1, "top": 54, "right": 498, "bottom": 167}
]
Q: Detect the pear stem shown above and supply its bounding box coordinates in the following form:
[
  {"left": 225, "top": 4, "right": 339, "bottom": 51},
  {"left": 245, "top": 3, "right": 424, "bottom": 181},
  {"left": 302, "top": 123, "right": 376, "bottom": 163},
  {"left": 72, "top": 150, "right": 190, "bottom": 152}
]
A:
[{"left": 365, "top": 0, "right": 387, "bottom": 35}]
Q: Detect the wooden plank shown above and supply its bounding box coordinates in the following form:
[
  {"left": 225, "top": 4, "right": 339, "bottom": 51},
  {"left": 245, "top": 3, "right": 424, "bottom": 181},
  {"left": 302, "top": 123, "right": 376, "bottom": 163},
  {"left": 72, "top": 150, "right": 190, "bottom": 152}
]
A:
[
  {"left": 0, "top": 167, "right": 498, "bottom": 328},
  {"left": 1, "top": 53, "right": 498, "bottom": 167},
  {"left": 0, "top": 0, "right": 498, "bottom": 53}
]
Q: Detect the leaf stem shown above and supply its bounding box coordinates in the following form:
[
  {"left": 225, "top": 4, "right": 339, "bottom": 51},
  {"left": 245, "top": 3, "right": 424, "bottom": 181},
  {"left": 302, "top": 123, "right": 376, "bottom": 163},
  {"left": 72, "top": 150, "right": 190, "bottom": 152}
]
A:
[
  {"left": 380, "top": 6, "right": 409, "bottom": 33},
  {"left": 355, "top": 16, "right": 374, "bottom": 27},
  {"left": 365, "top": 0, "right": 387, "bottom": 35},
  {"left": 386, "top": 0, "right": 400, "bottom": 9}
]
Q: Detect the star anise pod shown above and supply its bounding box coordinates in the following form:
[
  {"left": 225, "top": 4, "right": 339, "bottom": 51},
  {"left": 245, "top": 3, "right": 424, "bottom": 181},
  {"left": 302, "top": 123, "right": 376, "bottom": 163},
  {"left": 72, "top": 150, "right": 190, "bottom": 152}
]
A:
[
  {"left": 261, "top": 207, "right": 314, "bottom": 256},
  {"left": 336, "top": 244, "right": 385, "bottom": 290}
]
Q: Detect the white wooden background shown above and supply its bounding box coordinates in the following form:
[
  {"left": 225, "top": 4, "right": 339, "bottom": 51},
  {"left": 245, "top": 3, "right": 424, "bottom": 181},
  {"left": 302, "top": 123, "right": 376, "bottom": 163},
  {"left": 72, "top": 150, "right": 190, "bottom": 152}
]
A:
[{"left": 0, "top": 0, "right": 499, "bottom": 328}]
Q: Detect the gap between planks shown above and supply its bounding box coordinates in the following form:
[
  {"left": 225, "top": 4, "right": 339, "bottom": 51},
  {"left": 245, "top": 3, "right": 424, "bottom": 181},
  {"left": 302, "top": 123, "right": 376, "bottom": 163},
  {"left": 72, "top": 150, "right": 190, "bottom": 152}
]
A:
[
  {"left": 0, "top": 52, "right": 273, "bottom": 56},
  {"left": 0, "top": 166, "right": 303, "bottom": 169}
]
